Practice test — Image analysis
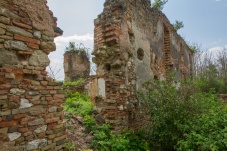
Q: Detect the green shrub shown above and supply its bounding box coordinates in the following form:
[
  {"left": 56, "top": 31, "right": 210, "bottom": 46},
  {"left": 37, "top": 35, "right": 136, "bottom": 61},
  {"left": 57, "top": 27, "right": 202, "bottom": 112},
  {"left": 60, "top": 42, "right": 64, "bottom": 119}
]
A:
[
  {"left": 63, "top": 80, "right": 150, "bottom": 151},
  {"left": 63, "top": 92, "right": 93, "bottom": 117},
  {"left": 138, "top": 77, "right": 224, "bottom": 150},
  {"left": 177, "top": 102, "right": 227, "bottom": 151}
]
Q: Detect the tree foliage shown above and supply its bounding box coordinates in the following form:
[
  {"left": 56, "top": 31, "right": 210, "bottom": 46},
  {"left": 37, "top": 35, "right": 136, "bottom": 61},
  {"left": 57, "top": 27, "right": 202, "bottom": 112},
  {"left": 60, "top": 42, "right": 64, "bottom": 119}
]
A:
[
  {"left": 138, "top": 76, "right": 227, "bottom": 150},
  {"left": 152, "top": 0, "right": 168, "bottom": 10},
  {"left": 173, "top": 20, "right": 184, "bottom": 31}
]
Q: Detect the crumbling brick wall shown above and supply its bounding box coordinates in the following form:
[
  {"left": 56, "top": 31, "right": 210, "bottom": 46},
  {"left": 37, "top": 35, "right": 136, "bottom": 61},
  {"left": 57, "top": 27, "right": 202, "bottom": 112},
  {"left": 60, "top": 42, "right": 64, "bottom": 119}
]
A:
[
  {"left": 0, "top": 0, "right": 66, "bottom": 150},
  {"left": 92, "top": 0, "right": 194, "bottom": 132},
  {"left": 64, "top": 50, "right": 90, "bottom": 82}
]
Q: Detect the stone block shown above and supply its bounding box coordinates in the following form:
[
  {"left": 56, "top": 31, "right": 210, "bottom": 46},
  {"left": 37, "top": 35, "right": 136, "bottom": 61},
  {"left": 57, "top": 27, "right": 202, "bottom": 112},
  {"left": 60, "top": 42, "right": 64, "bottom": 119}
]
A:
[
  {"left": 8, "top": 126, "right": 18, "bottom": 133},
  {"left": 9, "top": 102, "right": 19, "bottom": 109},
  {"left": 0, "top": 27, "right": 6, "bottom": 35},
  {"left": 28, "top": 118, "right": 45, "bottom": 126},
  {"left": 0, "top": 23, "right": 6, "bottom": 29},
  {"left": 28, "top": 105, "right": 46, "bottom": 115},
  {"left": 48, "top": 106, "right": 57, "bottom": 113},
  {"left": 10, "top": 88, "right": 25, "bottom": 95},
  {"left": 4, "top": 40, "right": 28, "bottom": 51},
  {"left": 12, "top": 108, "right": 28, "bottom": 114},
  {"left": 20, "top": 98, "right": 33, "bottom": 108},
  {"left": 34, "top": 31, "right": 41, "bottom": 39},
  {"left": 41, "top": 143, "right": 56, "bottom": 151},
  {"left": 28, "top": 91, "right": 40, "bottom": 96},
  {"left": 28, "top": 50, "right": 50, "bottom": 67},
  {"left": 5, "top": 73, "right": 15, "bottom": 79},
  {"left": 0, "top": 110, "right": 11, "bottom": 116},
  {"left": 0, "top": 16, "right": 10, "bottom": 24},
  {"left": 26, "top": 139, "right": 47, "bottom": 150},
  {"left": 34, "top": 125, "right": 47, "bottom": 134},
  {"left": 8, "top": 132, "right": 21, "bottom": 141},
  {"left": 6, "top": 26, "right": 33, "bottom": 38},
  {"left": 40, "top": 41, "right": 56, "bottom": 52}
]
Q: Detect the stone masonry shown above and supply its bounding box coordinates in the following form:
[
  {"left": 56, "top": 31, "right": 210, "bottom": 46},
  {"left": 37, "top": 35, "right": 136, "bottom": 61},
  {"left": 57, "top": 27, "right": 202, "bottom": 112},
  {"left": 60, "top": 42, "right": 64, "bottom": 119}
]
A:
[
  {"left": 64, "top": 50, "right": 90, "bottom": 82},
  {"left": 0, "top": 0, "right": 66, "bottom": 150},
  {"left": 91, "top": 0, "right": 194, "bottom": 132}
]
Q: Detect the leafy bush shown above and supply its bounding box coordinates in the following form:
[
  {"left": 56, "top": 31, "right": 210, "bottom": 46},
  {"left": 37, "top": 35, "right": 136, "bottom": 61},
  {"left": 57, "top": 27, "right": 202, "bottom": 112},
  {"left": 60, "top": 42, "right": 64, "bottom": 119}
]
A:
[
  {"left": 63, "top": 80, "right": 150, "bottom": 151},
  {"left": 138, "top": 77, "right": 226, "bottom": 150},
  {"left": 177, "top": 102, "right": 227, "bottom": 151}
]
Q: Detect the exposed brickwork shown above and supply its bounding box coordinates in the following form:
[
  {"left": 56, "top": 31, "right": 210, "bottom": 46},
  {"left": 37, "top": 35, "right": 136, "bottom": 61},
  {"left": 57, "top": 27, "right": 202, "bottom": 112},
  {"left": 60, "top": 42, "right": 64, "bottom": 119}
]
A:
[
  {"left": 91, "top": 0, "right": 194, "bottom": 132},
  {"left": 64, "top": 50, "right": 90, "bottom": 82},
  {"left": 0, "top": 0, "right": 66, "bottom": 150}
]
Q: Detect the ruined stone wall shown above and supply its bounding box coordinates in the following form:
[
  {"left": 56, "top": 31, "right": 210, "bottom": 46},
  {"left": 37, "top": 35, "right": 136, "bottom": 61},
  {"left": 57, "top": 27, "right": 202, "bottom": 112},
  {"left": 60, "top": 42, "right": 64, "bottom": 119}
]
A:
[
  {"left": 64, "top": 50, "right": 90, "bottom": 82},
  {"left": 0, "top": 0, "right": 66, "bottom": 150},
  {"left": 92, "top": 0, "right": 194, "bottom": 132}
]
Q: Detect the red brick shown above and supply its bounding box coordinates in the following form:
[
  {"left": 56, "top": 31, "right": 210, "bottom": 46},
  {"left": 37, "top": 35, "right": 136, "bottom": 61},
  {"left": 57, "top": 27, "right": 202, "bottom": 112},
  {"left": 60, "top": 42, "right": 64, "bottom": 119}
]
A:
[
  {"left": 12, "top": 20, "right": 32, "bottom": 29},
  {"left": 18, "top": 127, "right": 28, "bottom": 133},
  {"left": 0, "top": 84, "right": 11, "bottom": 90},
  {"left": 54, "top": 86, "right": 61, "bottom": 90},
  {"left": 14, "top": 34, "right": 40, "bottom": 44},
  {"left": 41, "top": 71, "right": 48, "bottom": 76},
  {"left": 20, "top": 18, "right": 31, "bottom": 25},
  {"left": 13, "top": 69, "right": 23, "bottom": 74},
  {"left": 48, "top": 134, "right": 56, "bottom": 139},
  {"left": 48, "top": 100, "right": 63, "bottom": 105},
  {"left": 46, "top": 96, "right": 53, "bottom": 101},
  {"left": 9, "top": 95, "right": 20, "bottom": 103},
  {"left": 37, "top": 86, "right": 45, "bottom": 90},
  {"left": 0, "top": 90, "right": 8, "bottom": 95},
  {"left": 50, "top": 90, "right": 56, "bottom": 94},
  {"left": 47, "top": 86, "right": 53, "bottom": 90},
  {"left": 0, "top": 121, "right": 17, "bottom": 128},
  {"left": 32, "top": 101, "right": 41, "bottom": 105},
  {"left": 2, "top": 68, "right": 12, "bottom": 73},
  {"left": 20, "top": 119, "right": 28, "bottom": 125},
  {"left": 53, "top": 94, "right": 64, "bottom": 99},
  {"left": 38, "top": 132, "right": 45, "bottom": 138},
  {"left": 46, "top": 117, "right": 59, "bottom": 124},
  {"left": 18, "top": 10, "right": 29, "bottom": 18},
  {"left": 48, "top": 123, "right": 57, "bottom": 130},
  {"left": 13, "top": 114, "right": 27, "bottom": 120},
  {"left": 41, "top": 81, "right": 48, "bottom": 86},
  {"left": 27, "top": 43, "right": 39, "bottom": 49},
  {"left": 23, "top": 131, "right": 32, "bottom": 137}
]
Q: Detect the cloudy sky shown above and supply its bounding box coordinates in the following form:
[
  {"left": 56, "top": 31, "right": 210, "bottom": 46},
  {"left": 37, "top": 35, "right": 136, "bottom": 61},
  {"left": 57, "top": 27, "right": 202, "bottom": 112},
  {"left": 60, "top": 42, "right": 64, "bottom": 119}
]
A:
[{"left": 47, "top": 0, "right": 227, "bottom": 80}]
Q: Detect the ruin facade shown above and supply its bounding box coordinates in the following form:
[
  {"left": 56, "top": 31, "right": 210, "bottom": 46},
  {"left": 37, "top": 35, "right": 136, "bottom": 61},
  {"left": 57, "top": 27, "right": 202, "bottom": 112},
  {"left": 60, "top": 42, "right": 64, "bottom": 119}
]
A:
[
  {"left": 0, "top": 0, "right": 66, "bottom": 150},
  {"left": 64, "top": 50, "right": 90, "bottom": 82},
  {"left": 91, "top": 0, "right": 194, "bottom": 132}
]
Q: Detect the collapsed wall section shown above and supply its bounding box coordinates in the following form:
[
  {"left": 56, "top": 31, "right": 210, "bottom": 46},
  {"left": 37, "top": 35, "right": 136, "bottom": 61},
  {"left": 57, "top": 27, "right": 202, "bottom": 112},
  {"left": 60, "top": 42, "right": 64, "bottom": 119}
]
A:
[
  {"left": 92, "top": 0, "right": 194, "bottom": 132},
  {"left": 64, "top": 50, "right": 90, "bottom": 82},
  {"left": 0, "top": 0, "right": 66, "bottom": 150}
]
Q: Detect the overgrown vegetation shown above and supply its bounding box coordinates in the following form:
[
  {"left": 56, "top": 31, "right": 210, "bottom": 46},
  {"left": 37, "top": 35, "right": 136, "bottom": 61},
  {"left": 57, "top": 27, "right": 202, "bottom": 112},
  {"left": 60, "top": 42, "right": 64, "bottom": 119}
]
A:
[
  {"left": 152, "top": 0, "right": 168, "bottom": 10},
  {"left": 65, "top": 42, "right": 90, "bottom": 60},
  {"left": 63, "top": 80, "right": 149, "bottom": 151},
  {"left": 173, "top": 20, "right": 184, "bottom": 31},
  {"left": 138, "top": 76, "right": 227, "bottom": 150},
  {"left": 194, "top": 48, "right": 227, "bottom": 94}
]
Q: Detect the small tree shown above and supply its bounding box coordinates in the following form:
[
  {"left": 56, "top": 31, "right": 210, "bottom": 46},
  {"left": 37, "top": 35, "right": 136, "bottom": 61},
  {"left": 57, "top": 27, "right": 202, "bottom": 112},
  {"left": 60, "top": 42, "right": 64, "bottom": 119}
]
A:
[
  {"left": 152, "top": 0, "right": 168, "bottom": 10},
  {"left": 173, "top": 20, "right": 184, "bottom": 31}
]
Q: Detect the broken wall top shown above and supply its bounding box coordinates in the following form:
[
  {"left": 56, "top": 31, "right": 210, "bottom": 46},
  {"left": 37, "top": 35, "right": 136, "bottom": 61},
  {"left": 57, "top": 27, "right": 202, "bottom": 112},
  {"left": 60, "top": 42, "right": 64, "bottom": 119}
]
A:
[
  {"left": 0, "top": 0, "right": 63, "bottom": 68},
  {"left": 95, "top": 0, "right": 192, "bottom": 52}
]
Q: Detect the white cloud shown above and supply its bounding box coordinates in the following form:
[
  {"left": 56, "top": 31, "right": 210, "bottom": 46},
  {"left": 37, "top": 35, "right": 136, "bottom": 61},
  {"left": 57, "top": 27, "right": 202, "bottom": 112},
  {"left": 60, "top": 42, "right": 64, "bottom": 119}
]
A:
[{"left": 55, "top": 34, "right": 93, "bottom": 46}]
